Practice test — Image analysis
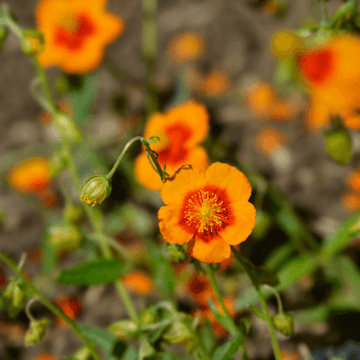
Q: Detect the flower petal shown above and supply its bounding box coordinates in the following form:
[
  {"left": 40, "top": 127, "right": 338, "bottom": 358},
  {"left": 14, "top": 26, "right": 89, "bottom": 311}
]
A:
[
  {"left": 135, "top": 151, "right": 163, "bottom": 191},
  {"left": 205, "top": 162, "right": 252, "bottom": 202},
  {"left": 220, "top": 201, "right": 256, "bottom": 245},
  {"left": 188, "top": 235, "right": 231, "bottom": 263},
  {"left": 158, "top": 205, "right": 194, "bottom": 245}
]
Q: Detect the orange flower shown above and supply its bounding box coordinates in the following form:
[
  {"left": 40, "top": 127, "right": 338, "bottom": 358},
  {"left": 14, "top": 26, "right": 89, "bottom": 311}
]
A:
[
  {"left": 280, "top": 350, "right": 301, "bottom": 360},
  {"left": 245, "top": 81, "right": 298, "bottom": 121},
  {"left": 158, "top": 163, "right": 256, "bottom": 263},
  {"left": 135, "top": 100, "right": 209, "bottom": 190},
  {"left": 121, "top": 270, "right": 155, "bottom": 296},
  {"left": 34, "top": 352, "right": 59, "bottom": 360},
  {"left": 55, "top": 295, "right": 82, "bottom": 328},
  {"left": 167, "top": 31, "right": 205, "bottom": 64},
  {"left": 201, "top": 69, "right": 231, "bottom": 97},
  {"left": 36, "top": 0, "right": 125, "bottom": 73},
  {"left": 256, "top": 126, "right": 287, "bottom": 156},
  {"left": 341, "top": 192, "right": 360, "bottom": 212},
  {"left": 27, "top": 248, "right": 43, "bottom": 264},
  {"left": 187, "top": 273, "right": 214, "bottom": 305},
  {"left": 297, "top": 35, "right": 360, "bottom": 131},
  {"left": 196, "top": 297, "right": 235, "bottom": 338},
  {"left": 347, "top": 169, "right": 360, "bottom": 192},
  {"left": 271, "top": 30, "right": 304, "bottom": 60},
  {"left": 8, "top": 157, "right": 51, "bottom": 193}
]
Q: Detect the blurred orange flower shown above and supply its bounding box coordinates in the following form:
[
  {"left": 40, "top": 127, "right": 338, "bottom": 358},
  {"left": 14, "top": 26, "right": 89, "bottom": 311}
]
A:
[
  {"left": 167, "top": 31, "right": 205, "bottom": 64},
  {"left": 201, "top": 69, "right": 232, "bottom": 97},
  {"left": 36, "top": 0, "right": 125, "bottom": 73},
  {"left": 297, "top": 35, "right": 360, "bottom": 131},
  {"left": 271, "top": 30, "right": 304, "bottom": 60},
  {"left": 8, "top": 157, "right": 58, "bottom": 208},
  {"left": 245, "top": 81, "right": 298, "bottom": 121},
  {"left": 195, "top": 297, "right": 235, "bottom": 338},
  {"left": 347, "top": 169, "right": 360, "bottom": 193},
  {"left": 122, "top": 270, "right": 155, "bottom": 296},
  {"left": 280, "top": 350, "right": 301, "bottom": 360},
  {"left": 34, "top": 352, "right": 59, "bottom": 360},
  {"left": 135, "top": 100, "right": 209, "bottom": 190},
  {"left": 158, "top": 163, "right": 256, "bottom": 263},
  {"left": 256, "top": 126, "right": 287, "bottom": 156},
  {"left": 341, "top": 192, "right": 360, "bottom": 212},
  {"left": 55, "top": 295, "right": 82, "bottom": 328},
  {"left": 187, "top": 273, "right": 214, "bottom": 305}
]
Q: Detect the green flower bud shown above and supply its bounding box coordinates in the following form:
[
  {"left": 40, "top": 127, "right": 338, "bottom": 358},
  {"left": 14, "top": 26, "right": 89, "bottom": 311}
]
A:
[
  {"left": 163, "top": 321, "right": 193, "bottom": 346},
  {"left": 0, "top": 26, "right": 8, "bottom": 51},
  {"left": 3, "top": 279, "right": 27, "bottom": 318},
  {"left": 108, "top": 320, "right": 138, "bottom": 341},
  {"left": 252, "top": 210, "right": 272, "bottom": 239},
  {"left": 21, "top": 29, "right": 44, "bottom": 56},
  {"left": 272, "top": 313, "right": 294, "bottom": 337},
  {"left": 80, "top": 175, "right": 111, "bottom": 206},
  {"left": 73, "top": 346, "right": 92, "bottom": 360},
  {"left": 49, "top": 150, "right": 66, "bottom": 178},
  {"left": 209, "top": 263, "right": 220, "bottom": 271},
  {"left": 52, "top": 112, "right": 82, "bottom": 143},
  {"left": 48, "top": 223, "right": 82, "bottom": 254},
  {"left": 24, "top": 317, "right": 51, "bottom": 346},
  {"left": 166, "top": 243, "right": 186, "bottom": 263},
  {"left": 140, "top": 308, "right": 157, "bottom": 326},
  {"left": 63, "top": 204, "right": 84, "bottom": 225},
  {"left": 323, "top": 122, "right": 352, "bottom": 165}
]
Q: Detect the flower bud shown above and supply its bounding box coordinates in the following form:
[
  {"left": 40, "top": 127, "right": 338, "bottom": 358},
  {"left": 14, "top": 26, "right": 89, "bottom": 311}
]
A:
[
  {"left": 323, "top": 124, "right": 352, "bottom": 165},
  {"left": 49, "top": 150, "right": 66, "bottom": 178},
  {"left": 63, "top": 204, "right": 84, "bottom": 225},
  {"left": 166, "top": 243, "right": 186, "bottom": 263},
  {"left": 0, "top": 26, "right": 8, "bottom": 51},
  {"left": 24, "top": 317, "right": 51, "bottom": 346},
  {"left": 272, "top": 313, "right": 294, "bottom": 337},
  {"left": 80, "top": 175, "right": 111, "bottom": 206},
  {"left": 163, "top": 320, "right": 193, "bottom": 346},
  {"left": 48, "top": 223, "right": 82, "bottom": 255},
  {"left": 52, "top": 112, "right": 82, "bottom": 143},
  {"left": 3, "top": 279, "right": 27, "bottom": 318},
  {"left": 108, "top": 320, "right": 138, "bottom": 341},
  {"left": 140, "top": 308, "right": 157, "bottom": 325},
  {"left": 21, "top": 30, "right": 44, "bottom": 56},
  {"left": 209, "top": 263, "right": 220, "bottom": 271},
  {"left": 73, "top": 346, "right": 92, "bottom": 360}
]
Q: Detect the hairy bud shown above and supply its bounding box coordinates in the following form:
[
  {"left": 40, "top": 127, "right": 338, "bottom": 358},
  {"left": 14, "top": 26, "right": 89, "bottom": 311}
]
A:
[{"left": 80, "top": 175, "right": 111, "bottom": 206}]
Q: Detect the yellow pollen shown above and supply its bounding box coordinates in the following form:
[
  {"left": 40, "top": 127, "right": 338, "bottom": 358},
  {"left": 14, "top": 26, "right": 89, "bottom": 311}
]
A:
[{"left": 184, "top": 190, "right": 228, "bottom": 234}]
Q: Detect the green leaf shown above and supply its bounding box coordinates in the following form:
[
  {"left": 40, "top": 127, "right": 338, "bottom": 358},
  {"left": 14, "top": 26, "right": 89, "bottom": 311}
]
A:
[
  {"left": 160, "top": 353, "right": 187, "bottom": 360},
  {"left": 69, "top": 73, "right": 98, "bottom": 125},
  {"left": 264, "top": 243, "right": 294, "bottom": 271},
  {"left": 249, "top": 305, "right": 266, "bottom": 320},
  {"left": 200, "top": 318, "right": 216, "bottom": 354},
  {"left": 293, "top": 305, "right": 329, "bottom": 324},
  {"left": 78, "top": 324, "right": 128, "bottom": 360},
  {"left": 212, "top": 333, "right": 243, "bottom": 360},
  {"left": 64, "top": 357, "right": 77, "bottom": 360},
  {"left": 253, "top": 266, "right": 280, "bottom": 287},
  {"left": 58, "top": 259, "right": 124, "bottom": 286},
  {"left": 146, "top": 240, "right": 175, "bottom": 298},
  {"left": 122, "top": 346, "right": 139, "bottom": 360},
  {"left": 320, "top": 212, "right": 360, "bottom": 261},
  {"left": 207, "top": 298, "right": 234, "bottom": 334}
]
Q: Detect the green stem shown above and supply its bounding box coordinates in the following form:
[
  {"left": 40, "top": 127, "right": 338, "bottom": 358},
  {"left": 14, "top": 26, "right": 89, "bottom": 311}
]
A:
[
  {"left": 204, "top": 264, "right": 238, "bottom": 336},
  {"left": 141, "top": 138, "right": 167, "bottom": 182},
  {"left": 231, "top": 247, "right": 281, "bottom": 360},
  {"left": 25, "top": 297, "right": 37, "bottom": 322},
  {"left": 0, "top": 252, "right": 101, "bottom": 360},
  {"left": 264, "top": 285, "right": 284, "bottom": 315},
  {"left": 2, "top": 5, "right": 22, "bottom": 37},
  {"left": 106, "top": 136, "right": 144, "bottom": 180},
  {"left": 321, "top": 1, "right": 329, "bottom": 27}
]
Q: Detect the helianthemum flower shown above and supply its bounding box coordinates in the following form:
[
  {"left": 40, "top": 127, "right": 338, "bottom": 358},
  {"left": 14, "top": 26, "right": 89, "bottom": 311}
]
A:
[
  {"left": 35, "top": 0, "right": 125, "bottom": 73},
  {"left": 297, "top": 35, "right": 360, "bottom": 131},
  {"left": 158, "top": 163, "right": 256, "bottom": 263},
  {"left": 135, "top": 100, "right": 209, "bottom": 190}
]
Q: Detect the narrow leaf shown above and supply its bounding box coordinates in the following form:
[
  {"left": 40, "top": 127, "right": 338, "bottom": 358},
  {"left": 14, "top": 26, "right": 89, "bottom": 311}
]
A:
[
  {"left": 212, "top": 334, "right": 243, "bottom": 360},
  {"left": 207, "top": 298, "right": 234, "bottom": 333}
]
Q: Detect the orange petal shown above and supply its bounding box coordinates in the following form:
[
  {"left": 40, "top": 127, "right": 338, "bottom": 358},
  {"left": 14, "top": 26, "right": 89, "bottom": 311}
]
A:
[
  {"left": 135, "top": 151, "right": 164, "bottom": 191},
  {"left": 220, "top": 201, "right": 256, "bottom": 245},
  {"left": 188, "top": 235, "right": 231, "bottom": 263},
  {"left": 158, "top": 205, "right": 194, "bottom": 245},
  {"left": 160, "top": 165, "right": 206, "bottom": 205},
  {"left": 305, "top": 97, "right": 332, "bottom": 132},
  {"left": 205, "top": 162, "right": 252, "bottom": 202}
]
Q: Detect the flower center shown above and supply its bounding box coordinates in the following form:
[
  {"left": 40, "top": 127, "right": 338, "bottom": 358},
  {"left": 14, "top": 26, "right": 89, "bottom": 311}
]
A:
[
  {"left": 184, "top": 190, "right": 228, "bottom": 235},
  {"left": 54, "top": 12, "right": 96, "bottom": 51}
]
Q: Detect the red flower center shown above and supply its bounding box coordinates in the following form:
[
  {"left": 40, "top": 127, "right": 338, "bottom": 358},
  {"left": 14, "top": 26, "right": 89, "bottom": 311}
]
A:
[
  {"left": 54, "top": 13, "right": 96, "bottom": 51},
  {"left": 190, "top": 276, "right": 208, "bottom": 294},
  {"left": 297, "top": 49, "right": 334, "bottom": 85},
  {"left": 180, "top": 186, "right": 233, "bottom": 239},
  {"left": 158, "top": 123, "right": 192, "bottom": 166}
]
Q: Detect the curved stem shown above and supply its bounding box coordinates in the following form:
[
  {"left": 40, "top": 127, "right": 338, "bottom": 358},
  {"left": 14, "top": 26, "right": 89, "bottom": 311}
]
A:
[
  {"left": 25, "top": 297, "right": 37, "bottom": 322},
  {"left": 231, "top": 247, "right": 281, "bottom": 360},
  {"left": 264, "top": 285, "right": 284, "bottom": 315},
  {"left": 0, "top": 252, "right": 101, "bottom": 360},
  {"left": 204, "top": 264, "right": 238, "bottom": 336}
]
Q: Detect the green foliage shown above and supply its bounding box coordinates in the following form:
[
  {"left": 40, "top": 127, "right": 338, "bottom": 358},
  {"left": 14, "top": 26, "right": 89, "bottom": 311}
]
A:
[{"left": 212, "top": 334, "right": 244, "bottom": 360}]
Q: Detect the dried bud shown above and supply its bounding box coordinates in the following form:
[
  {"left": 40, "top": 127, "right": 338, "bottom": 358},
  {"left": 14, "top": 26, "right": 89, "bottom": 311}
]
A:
[
  {"left": 272, "top": 313, "right": 294, "bottom": 337},
  {"left": 63, "top": 204, "right": 84, "bottom": 224},
  {"left": 21, "top": 29, "right": 44, "bottom": 56},
  {"left": 323, "top": 122, "right": 352, "bottom": 165},
  {"left": 3, "top": 279, "right": 27, "bottom": 318},
  {"left": 166, "top": 243, "right": 186, "bottom": 263},
  {"left": 163, "top": 320, "right": 193, "bottom": 346},
  {"left": 0, "top": 26, "right": 8, "bottom": 51},
  {"left": 80, "top": 175, "right": 111, "bottom": 206},
  {"left": 48, "top": 223, "right": 82, "bottom": 254},
  {"left": 52, "top": 112, "right": 82, "bottom": 143},
  {"left": 108, "top": 320, "right": 138, "bottom": 341},
  {"left": 24, "top": 317, "right": 51, "bottom": 346}
]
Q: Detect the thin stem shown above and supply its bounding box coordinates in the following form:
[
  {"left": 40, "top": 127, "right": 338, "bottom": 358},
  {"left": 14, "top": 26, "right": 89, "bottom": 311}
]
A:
[
  {"left": 25, "top": 297, "right": 37, "bottom": 322},
  {"left": 106, "top": 136, "right": 144, "bottom": 180},
  {"left": 231, "top": 247, "right": 281, "bottom": 360},
  {"left": 2, "top": 5, "right": 22, "bottom": 37},
  {"left": 141, "top": 138, "right": 167, "bottom": 182},
  {"left": 204, "top": 264, "right": 238, "bottom": 336},
  {"left": 115, "top": 281, "right": 139, "bottom": 323},
  {"left": 0, "top": 252, "right": 101, "bottom": 360},
  {"left": 264, "top": 285, "right": 284, "bottom": 315},
  {"left": 320, "top": 1, "right": 329, "bottom": 27}
]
